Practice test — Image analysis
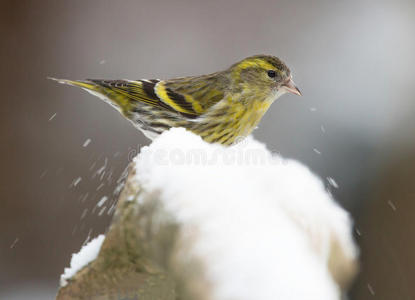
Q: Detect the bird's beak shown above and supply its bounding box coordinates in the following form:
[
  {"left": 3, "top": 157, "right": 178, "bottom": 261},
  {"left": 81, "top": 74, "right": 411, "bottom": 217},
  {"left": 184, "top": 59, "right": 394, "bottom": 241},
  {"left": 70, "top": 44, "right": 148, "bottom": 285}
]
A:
[{"left": 282, "top": 78, "right": 302, "bottom": 96}]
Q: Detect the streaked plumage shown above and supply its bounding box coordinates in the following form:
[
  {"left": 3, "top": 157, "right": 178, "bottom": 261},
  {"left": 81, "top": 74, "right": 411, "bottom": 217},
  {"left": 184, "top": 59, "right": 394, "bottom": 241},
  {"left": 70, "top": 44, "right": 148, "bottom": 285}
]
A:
[{"left": 51, "top": 55, "right": 301, "bottom": 145}]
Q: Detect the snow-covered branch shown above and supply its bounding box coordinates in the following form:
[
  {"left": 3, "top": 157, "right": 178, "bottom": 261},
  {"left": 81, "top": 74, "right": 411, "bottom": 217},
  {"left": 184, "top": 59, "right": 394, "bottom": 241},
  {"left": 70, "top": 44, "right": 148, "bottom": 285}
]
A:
[{"left": 56, "top": 128, "right": 358, "bottom": 300}]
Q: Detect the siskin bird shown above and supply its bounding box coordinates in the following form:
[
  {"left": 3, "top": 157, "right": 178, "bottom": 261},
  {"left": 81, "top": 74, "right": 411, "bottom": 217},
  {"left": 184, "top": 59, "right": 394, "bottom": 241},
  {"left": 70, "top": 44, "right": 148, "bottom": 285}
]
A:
[{"left": 51, "top": 55, "right": 301, "bottom": 146}]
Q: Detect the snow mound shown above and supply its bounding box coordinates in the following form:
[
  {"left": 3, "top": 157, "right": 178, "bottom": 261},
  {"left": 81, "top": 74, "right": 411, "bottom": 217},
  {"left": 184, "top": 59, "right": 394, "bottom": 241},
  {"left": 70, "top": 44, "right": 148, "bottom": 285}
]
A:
[{"left": 134, "top": 128, "right": 358, "bottom": 300}]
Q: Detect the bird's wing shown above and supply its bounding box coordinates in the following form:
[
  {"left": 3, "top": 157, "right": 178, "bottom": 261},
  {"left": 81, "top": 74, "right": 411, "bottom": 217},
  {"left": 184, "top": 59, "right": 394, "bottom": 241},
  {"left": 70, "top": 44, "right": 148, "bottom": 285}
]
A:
[
  {"left": 51, "top": 76, "right": 226, "bottom": 118},
  {"left": 162, "top": 73, "right": 227, "bottom": 114}
]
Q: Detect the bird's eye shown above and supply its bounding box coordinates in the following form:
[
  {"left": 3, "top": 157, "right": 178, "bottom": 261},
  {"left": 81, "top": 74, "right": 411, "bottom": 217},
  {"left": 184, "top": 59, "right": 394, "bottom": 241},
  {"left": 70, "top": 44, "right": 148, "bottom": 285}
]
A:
[{"left": 267, "top": 70, "right": 276, "bottom": 78}]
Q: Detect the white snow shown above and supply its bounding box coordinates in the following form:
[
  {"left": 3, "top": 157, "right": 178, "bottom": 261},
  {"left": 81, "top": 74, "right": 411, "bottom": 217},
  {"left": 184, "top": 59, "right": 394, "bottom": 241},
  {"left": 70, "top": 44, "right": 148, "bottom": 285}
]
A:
[
  {"left": 134, "top": 128, "right": 358, "bottom": 300},
  {"left": 10, "top": 238, "right": 19, "bottom": 249},
  {"left": 82, "top": 138, "right": 91, "bottom": 147},
  {"left": 72, "top": 177, "right": 82, "bottom": 187},
  {"left": 48, "top": 113, "right": 57, "bottom": 121},
  {"left": 96, "top": 196, "right": 108, "bottom": 207},
  {"left": 367, "top": 283, "right": 375, "bottom": 295},
  {"left": 327, "top": 176, "right": 339, "bottom": 188},
  {"left": 313, "top": 148, "right": 322, "bottom": 155},
  {"left": 387, "top": 200, "right": 397, "bottom": 211},
  {"left": 60, "top": 234, "right": 105, "bottom": 287}
]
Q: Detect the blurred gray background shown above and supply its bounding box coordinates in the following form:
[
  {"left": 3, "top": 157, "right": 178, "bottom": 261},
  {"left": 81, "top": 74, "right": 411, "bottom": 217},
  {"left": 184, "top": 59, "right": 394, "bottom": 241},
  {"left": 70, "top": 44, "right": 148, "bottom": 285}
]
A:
[{"left": 1, "top": 0, "right": 415, "bottom": 299}]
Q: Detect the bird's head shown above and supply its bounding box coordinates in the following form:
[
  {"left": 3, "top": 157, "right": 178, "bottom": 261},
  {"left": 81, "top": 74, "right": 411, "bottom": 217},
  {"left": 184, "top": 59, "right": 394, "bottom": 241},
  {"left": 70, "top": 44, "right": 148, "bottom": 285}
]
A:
[{"left": 229, "top": 55, "right": 301, "bottom": 100}]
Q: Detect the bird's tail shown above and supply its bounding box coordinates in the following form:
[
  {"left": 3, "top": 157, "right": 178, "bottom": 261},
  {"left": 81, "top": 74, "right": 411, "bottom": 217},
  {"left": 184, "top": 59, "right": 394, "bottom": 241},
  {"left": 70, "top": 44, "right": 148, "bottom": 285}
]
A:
[
  {"left": 48, "top": 77, "right": 127, "bottom": 113},
  {"left": 48, "top": 77, "right": 96, "bottom": 89}
]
